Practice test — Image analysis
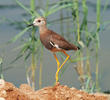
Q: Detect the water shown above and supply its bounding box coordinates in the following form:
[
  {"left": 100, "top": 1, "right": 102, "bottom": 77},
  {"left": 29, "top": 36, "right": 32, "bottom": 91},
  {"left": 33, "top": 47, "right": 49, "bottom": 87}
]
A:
[{"left": 0, "top": 0, "right": 110, "bottom": 90}]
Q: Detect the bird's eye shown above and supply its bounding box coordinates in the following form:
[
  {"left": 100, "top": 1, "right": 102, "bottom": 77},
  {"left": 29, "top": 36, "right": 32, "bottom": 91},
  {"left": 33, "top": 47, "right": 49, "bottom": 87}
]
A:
[{"left": 38, "top": 20, "right": 41, "bottom": 23}]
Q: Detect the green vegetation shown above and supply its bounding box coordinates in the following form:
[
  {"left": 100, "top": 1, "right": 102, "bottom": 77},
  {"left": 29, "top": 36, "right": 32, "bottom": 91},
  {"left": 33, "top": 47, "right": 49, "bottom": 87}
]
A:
[{"left": 0, "top": 0, "right": 109, "bottom": 92}]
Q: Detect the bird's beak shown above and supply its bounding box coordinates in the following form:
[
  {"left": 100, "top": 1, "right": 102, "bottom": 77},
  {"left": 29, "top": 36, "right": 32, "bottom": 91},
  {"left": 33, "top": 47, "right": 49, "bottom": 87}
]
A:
[{"left": 27, "top": 24, "right": 34, "bottom": 27}]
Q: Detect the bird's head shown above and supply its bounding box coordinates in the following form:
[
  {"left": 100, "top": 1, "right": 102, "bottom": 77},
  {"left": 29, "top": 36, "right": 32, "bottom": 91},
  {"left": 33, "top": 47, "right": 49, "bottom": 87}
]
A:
[{"left": 27, "top": 17, "right": 47, "bottom": 27}]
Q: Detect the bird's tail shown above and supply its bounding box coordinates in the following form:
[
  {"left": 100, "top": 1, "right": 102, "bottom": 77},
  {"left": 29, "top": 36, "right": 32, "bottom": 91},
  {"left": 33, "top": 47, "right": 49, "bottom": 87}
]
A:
[{"left": 71, "top": 44, "right": 80, "bottom": 51}]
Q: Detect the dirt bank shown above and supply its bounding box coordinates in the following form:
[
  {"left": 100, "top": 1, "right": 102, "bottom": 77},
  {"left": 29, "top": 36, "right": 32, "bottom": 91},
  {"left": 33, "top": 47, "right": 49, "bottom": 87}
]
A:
[{"left": 0, "top": 79, "right": 109, "bottom": 100}]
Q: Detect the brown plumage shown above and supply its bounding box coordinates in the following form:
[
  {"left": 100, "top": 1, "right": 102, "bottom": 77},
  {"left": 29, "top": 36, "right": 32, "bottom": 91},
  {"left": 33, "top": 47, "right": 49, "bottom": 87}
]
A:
[
  {"left": 40, "top": 29, "right": 78, "bottom": 52},
  {"left": 29, "top": 17, "right": 79, "bottom": 83},
  {"left": 32, "top": 17, "right": 79, "bottom": 52}
]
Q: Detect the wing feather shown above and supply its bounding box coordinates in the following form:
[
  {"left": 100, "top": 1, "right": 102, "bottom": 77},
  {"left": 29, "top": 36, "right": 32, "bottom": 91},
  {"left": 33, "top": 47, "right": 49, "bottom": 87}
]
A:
[{"left": 49, "top": 30, "right": 78, "bottom": 50}]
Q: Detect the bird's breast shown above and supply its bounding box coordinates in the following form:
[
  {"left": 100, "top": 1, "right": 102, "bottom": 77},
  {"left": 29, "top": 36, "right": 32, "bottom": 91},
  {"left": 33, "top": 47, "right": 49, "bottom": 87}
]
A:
[{"left": 40, "top": 33, "right": 53, "bottom": 50}]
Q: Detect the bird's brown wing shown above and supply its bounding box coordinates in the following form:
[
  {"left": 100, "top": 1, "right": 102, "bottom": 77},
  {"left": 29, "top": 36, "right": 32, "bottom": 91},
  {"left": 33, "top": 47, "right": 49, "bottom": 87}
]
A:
[{"left": 49, "top": 30, "right": 78, "bottom": 51}]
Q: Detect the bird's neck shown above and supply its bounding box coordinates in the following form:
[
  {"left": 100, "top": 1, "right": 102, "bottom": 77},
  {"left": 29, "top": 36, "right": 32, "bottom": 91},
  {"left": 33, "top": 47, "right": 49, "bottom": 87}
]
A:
[{"left": 39, "top": 25, "right": 48, "bottom": 34}]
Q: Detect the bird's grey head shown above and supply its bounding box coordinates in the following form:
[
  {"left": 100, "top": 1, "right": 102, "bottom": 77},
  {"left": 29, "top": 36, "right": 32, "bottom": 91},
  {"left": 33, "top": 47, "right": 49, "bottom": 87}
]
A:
[{"left": 33, "top": 17, "right": 46, "bottom": 27}]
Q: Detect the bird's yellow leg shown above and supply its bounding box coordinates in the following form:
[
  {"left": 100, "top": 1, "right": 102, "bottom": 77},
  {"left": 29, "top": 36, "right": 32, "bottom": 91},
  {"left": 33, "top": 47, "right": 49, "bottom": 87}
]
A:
[
  {"left": 55, "top": 51, "right": 70, "bottom": 83},
  {"left": 53, "top": 53, "right": 60, "bottom": 69},
  {"left": 53, "top": 53, "right": 60, "bottom": 83}
]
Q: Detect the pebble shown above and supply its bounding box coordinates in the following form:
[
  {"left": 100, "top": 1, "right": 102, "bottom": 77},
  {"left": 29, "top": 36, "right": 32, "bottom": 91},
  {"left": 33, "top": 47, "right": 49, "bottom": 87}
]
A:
[
  {"left": 0, "top": 97, "right": 5, "bottom": 100},
  {"left": 0, "top": 79, "right": 5, "bottom": 89}
]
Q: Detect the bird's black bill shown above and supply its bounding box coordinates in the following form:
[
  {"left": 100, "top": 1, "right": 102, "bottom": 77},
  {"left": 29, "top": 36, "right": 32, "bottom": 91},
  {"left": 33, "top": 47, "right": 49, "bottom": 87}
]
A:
[{"left": 27, "top": 24, "right": 33, "bottom": 27}]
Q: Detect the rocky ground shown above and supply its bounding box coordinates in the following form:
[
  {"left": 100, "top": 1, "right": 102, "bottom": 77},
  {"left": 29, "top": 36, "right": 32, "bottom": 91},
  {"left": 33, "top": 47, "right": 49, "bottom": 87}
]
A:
[{"left": 0, "top": 79, "right": 109, "bottom": 100}]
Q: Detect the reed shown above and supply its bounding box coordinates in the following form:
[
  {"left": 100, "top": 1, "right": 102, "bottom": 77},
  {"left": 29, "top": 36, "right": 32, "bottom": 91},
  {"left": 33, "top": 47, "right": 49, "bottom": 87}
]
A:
[
  {"left": 72, "top": 0, "right": 85, "bottom": 88},
  {"left": 8, "top": 0, "right": 40, "bottom": 90},
  {"left": 39, "top": 45, "right": 43, "bottom": 89},
  {"left": 31, "top": 27, "right": 36, "bottom": 90},
  {"left": 81, "top": 0, "right": 92, "bottom": 89},
  {"left": 4, "top": 0, "right": 108, "bottom": 92},
  {"left": 95, "top": 0, "right": 101, "bottom": 91},
  {"left": 7, "top": 0, "right": 72, "bottom": 90}
]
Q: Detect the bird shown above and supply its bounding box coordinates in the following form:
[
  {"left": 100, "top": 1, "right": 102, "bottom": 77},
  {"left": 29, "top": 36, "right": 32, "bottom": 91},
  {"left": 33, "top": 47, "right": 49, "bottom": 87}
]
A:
[{"left": 28, "top": 17, "right": 79, "bottom": 83}]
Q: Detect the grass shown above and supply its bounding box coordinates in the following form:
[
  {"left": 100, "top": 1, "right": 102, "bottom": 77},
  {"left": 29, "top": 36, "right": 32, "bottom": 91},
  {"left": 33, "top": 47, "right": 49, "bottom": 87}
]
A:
[
  {"left": 0, "top": 0, "right": 110, "bottom": 92},
  {"left": 95, "top": 0, "right": 101, "bottom": 91}
]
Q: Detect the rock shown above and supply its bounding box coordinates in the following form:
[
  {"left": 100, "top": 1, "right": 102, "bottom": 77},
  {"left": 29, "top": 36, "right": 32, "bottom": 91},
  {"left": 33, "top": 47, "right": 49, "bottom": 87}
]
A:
[{"left": 0, "top": 79, "right": 5, "bottom": 89}]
